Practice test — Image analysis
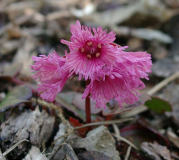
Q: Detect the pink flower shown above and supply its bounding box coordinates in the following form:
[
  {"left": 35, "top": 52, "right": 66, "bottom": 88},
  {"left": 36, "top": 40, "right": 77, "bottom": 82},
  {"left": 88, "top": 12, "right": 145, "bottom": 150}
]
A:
[
  {"left": 82, "top": 50, "right": 152, "bottom": 109},
  {"left": 31, "top": 20, "right": 152, "bottom": 108},
  {"left": 61, "top": 20, "right": 118, "bottom": 80},
  {"left": 82, "top": 75, "right": 140, "bottom": 109},
  {"left": 31, "top": 51, "right": 69, "bottom": 102}
]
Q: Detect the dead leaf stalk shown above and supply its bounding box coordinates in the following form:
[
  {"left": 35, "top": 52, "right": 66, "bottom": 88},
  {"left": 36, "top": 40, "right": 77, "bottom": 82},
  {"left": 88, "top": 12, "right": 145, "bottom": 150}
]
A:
[
  {"left": 125, "top": 146, "right": 131, "bottom": 160},
  {"left": 112, "top": 124, "right": 138, "bottom": 150},
  {"left": 3, "top": 139, "right": 29, "bottom": 157},
  {"left": 74, "top": 118, "right": 134, "bottom": 130}
]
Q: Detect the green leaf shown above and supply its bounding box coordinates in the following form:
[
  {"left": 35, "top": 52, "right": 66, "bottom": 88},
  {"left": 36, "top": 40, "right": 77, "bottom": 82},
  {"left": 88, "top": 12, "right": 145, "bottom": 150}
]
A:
[
  {"left": 0, "top": 85, "right": 32, "bottom": 111},
  {"left": 145, "top": 96, "right": 172, "bottom": 113}
]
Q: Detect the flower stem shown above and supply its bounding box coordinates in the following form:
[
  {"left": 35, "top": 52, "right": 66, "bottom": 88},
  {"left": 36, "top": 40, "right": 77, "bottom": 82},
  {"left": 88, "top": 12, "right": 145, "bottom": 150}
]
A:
[{"left": 85, "top": 79, "right": 91, "bottom": 123}]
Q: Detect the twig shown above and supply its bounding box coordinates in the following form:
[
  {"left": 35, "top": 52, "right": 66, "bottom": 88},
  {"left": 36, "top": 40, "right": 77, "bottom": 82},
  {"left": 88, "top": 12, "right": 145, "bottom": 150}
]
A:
[
  {"left": 31, "top": 98, "right": 133, "bottom": 130},
  {"left": 120, "top": 72, "right": 179, "bottom": 118},
  {"left": 125, "top": 146, "right": 131, "bottom": 160},
  {"left": 35, "top": 148, "right": 46, "bottom": 160},
  {"left": 63, "top": 144, "right": 78, "bottom": 160},
  {"left": 74, "top": 118, "right": 134, "bottom": 130},
  {"left": 113, "top": 134, "right": 138, "bottom": 150},
  {"left": 52, "top": 130, "right": 74, "bottom": 146},
  {"left": 112, "top": 124, "right": 138, "bottom": 150},
  {"left": 51, "top": 119, "right": 133, "bottom": 146},
  {"left": 147, "top": 72, "right": 179, "bottom": 95},
  {"left": 3, "top": 139, "right": 29, "bottom": 156},
  {"left": 51, "top": 118, "right": 134, "bottom": 148},
  {"left": 112, "top": 124, "right": 120, "bottom": 138},
  {"left": 0, "top": 149, "right": 6, "bottom": 160}
]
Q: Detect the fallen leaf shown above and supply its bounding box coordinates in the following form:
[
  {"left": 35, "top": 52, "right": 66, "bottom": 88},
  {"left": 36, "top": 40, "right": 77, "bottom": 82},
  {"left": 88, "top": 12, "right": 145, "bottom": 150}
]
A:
[
  {"left": 77, "top": 151, "right": 112, "bottom": 160},
  {"left": 1, "top": 63, "right": 22, "bottom": 77},
  {"left": 161, "top": 82, "right": 179, "bottom": 133},
  {"left": 52, "top": 123, "right": 68, "bottom": 160},
  {"left": 72, "top": 93, "right": 102, "bottom": 114},
  {"left": 167, "top": 130, "right": 179, "bottom": 148},
  {"left": 57, "top": 92, "right": 76, "bottom": 104},
  {"left": 112, "top": 26, "right": 173, "bottom": 43},
  {"left": 13, "top": 36, "right": 37, "bottom": 76},
  {"left": 141, "top": 142, "right": 171, "bottom": 160},
  {"left": 56, "top": 93, "right": 86, "bottom": 121},
  {"left": 120, "top": 120, "right": 170, "bottom": 148},
  {"left": 7, "top": 26, "right": 22, "bottom": 39},
  {"left": 23, "top": 146, "right": 48, "bottom": 160},
  {"left": 152, "top": 58, "right": 179, "bottom": 77},
  {"left": 0, "top": 40, "right": 21, "bottom": 56},
  {"left": 67, "top": 125, "right": 120, "bottom": 160},
  {"left": 69, "top": 117, "right": 88, "bottom": 137},
  {"left": 0, "top": 85, "right": 32, "bottom": 111}
]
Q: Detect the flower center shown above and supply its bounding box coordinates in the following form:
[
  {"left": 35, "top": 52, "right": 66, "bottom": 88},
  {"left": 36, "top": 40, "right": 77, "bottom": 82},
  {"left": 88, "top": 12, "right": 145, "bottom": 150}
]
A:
[{"left": 79, "top": 41, "right": 102, "bottom": 59}]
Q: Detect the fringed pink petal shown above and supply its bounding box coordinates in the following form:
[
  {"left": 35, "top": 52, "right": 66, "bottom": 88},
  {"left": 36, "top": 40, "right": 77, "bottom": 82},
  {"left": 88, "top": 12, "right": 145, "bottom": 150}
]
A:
[
  {"left": 64, "top": 50, "right": 105, "bottom": 81},
  {"left": 37, "top": 73, "right": 69, "bottom": 102},
  {"left": 116, "top": 51, "right": 152, "bottom": 80},
  {"left": 93, "top": 27, "right": 116, "bottom": 44},
  {"left": 83, "top": 75, "right": 141, "bottom": 109},
  {"left": 31, "top": 51, "right": 69, "bottom": 102}
]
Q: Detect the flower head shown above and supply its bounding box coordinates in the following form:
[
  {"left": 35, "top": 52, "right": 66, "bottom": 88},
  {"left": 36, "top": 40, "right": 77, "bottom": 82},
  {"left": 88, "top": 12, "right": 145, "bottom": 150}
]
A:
[
  {"left": 82, "top": 50, "right": 151, "bottom": 109},
  {"left": 31, "top": 51, "right": 69, "bottom": 102},
  {"left": 31, "top": 20, "right": 152, "bottom": 109},
  {"left": 61, "top": 20, "right": 118, "bottom": 80}
]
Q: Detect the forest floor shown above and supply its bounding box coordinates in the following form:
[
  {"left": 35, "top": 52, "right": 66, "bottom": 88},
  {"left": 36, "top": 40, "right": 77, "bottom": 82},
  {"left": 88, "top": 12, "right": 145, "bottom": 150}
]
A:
[{"left": 0, "top": 0, "right": 179, "bottom": 159}]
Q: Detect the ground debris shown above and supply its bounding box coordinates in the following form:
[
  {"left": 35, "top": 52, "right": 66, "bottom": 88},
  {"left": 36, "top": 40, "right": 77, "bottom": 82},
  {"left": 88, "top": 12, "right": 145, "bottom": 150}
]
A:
[
  {"left": 167, "top": 130, "right": 179, "bottom": 148},
  {"left": 23, "top": 146, "right": 48, "bottom": 160},
  {"left": 0, "top": 149, "right": 6, "bottom": 160},
  {"left": 0, "top": 0, "right": 179, "bottom": 159},
  {"left": 0, "top": 107, "right": 54, "bottom": 159},
  {"left": 77, "top": 151, "right": 112, "bottom": 160},
  {"left": 49, "top": 123, "right": 68, "bottom": 160},
  {"left": 141, "top": 142, "right": 171, "bottom": 160},
  {"left": 111, "top": 26, "right": 173, "bottom": 43},
  {"left": 67, "top": 125, "right": 120, "bottom": 160}
]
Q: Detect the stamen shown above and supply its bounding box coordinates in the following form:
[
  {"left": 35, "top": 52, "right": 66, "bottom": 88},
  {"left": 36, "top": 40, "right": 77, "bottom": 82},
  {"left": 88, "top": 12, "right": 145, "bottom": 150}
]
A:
[
  {"left": 98, "top": 43, "right": 101, "bottom": 48},
  {"left": 87, "top": 41, "right": 93, "bottom": 46},
  {"left": 81, "top": 47, "right": 85, "bottom": 52},
  {"left": 87, "top": 54, "right": 91, "bottom": 59},
  {"left": 96, "top": 52, "right": 100, "bottom": 57},
  {"left": 99, "top": 77, "right": 103, "bottom": 81}
]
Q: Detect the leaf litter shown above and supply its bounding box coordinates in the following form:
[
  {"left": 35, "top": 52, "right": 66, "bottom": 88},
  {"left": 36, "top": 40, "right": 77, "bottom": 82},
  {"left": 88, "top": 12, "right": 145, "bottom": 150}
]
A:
[{"left": 0, "top": 0, "right": 179, "bottom": 159}]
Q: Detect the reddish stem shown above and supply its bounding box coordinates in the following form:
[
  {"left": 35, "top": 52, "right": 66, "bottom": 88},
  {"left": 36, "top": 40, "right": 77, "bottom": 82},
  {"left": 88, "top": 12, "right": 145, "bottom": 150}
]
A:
[{"left": 85, "top": 79, "right": 91, "bottom": 123}]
